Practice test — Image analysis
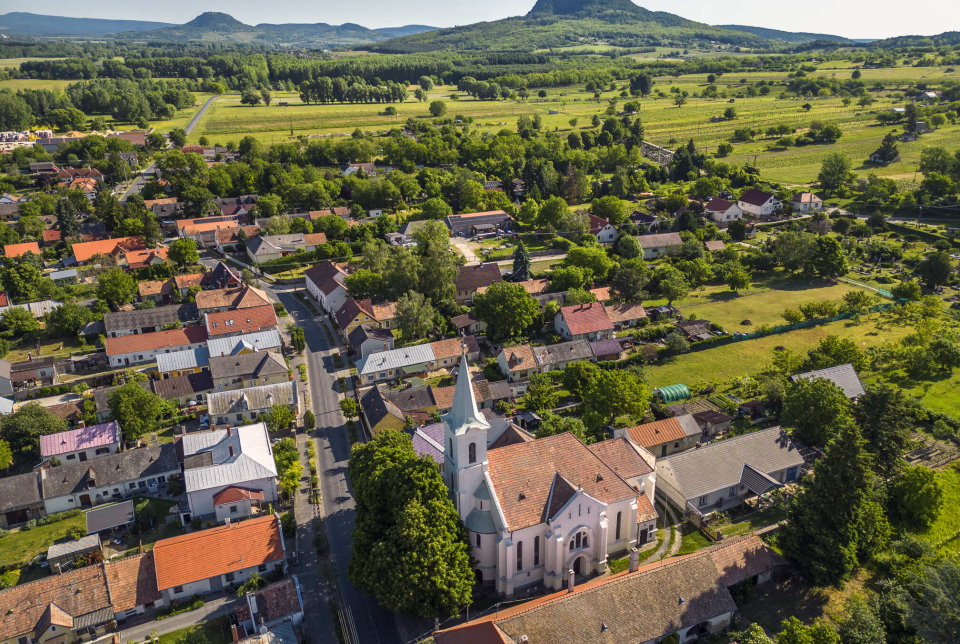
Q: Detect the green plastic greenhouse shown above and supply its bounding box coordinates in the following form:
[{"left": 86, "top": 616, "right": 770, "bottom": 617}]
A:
[{"left": 655, "top": 384, "right": 690, "bottom": 403}]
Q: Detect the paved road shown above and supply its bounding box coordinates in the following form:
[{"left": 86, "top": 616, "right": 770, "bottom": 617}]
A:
[
  {"left": 271, "top": 285, "right": 410, "bottom": 644},
  {"left": 119, "top": 162, "right": 155, "bottom": 202},
  {"left": 185, "top": 96, "right": 218, "bottom": 135},
  {"left": 120, "top": 595, "right": 243, "bottom": 643}
]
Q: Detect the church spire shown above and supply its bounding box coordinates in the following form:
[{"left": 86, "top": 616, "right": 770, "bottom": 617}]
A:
[{"left": 442, "top": 344, "right": 489, "bottom": 434}]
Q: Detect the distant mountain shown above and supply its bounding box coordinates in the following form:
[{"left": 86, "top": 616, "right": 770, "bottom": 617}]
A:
[
  {"left": 716, "top": 24, "right": 852, "bottom": 44},
  {"left": 0, "top": 11, "right": 172, "bottom": 36},
  {"left": 115, "top": 12, "right": 435, "bottom": 48},
  {"left": 371, "top": 0, "right": 771, "bottom": 52}
]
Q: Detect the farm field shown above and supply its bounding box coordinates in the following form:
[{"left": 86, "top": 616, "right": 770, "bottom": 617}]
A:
[
  {"left": 182, "top": 60, "right": 958, "bottom": 186},
  {"left": 0, "top": 57, "right": 66, "bottom": 69},
  {"left": 0, "top": 78, "right": 74, "bottom": 91}
]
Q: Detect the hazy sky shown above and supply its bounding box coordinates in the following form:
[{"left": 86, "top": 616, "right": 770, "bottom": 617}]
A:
[{"left": 5, "top": 0, "right": 957, "bottom": 39}]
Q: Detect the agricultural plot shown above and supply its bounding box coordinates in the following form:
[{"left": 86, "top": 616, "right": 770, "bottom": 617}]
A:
[
  {"left": 0, "top": 78, "right": 74, "bottom": 91},
  {"left": 183, "top": 60, "right": 957, "bottom": 187}
]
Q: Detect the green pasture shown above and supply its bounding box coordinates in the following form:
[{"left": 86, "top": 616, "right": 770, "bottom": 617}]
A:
[
  {"left": 0, "top": 78, "right": 74, "bottom": 91},
  {"left": 0, "top": 57, "right": 65, "bottom": 69}
]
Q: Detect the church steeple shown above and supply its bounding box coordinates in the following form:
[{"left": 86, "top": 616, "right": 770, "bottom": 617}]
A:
[{"left": 441, "top": 346, "right": 489, "bottom": 434}]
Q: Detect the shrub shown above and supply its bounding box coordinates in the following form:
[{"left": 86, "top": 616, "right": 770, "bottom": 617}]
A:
[
  {"left": 190, "top": 517, "right": 201, "bottom": 530},
  {"left": 66, "top": 526, "right": 87, "bottom": 541},
  {"left": 21, "top": 520, "right": 36, "bottom": 531},
  {"left": 551, "top": 237, "right": 576, "bottom": 251},
  {"left": 0, "top": 529, "right": 8, "bottom": 539},
  {"left": 304, "top": 410, "right": 315, "bottom": 429},
  {"left": 280, "top": 511, "right": 296, "bottom": 538}
]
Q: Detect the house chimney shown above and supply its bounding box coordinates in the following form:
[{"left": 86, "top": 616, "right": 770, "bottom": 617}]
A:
[
  {"left": 228, "top": 445, "right": 234, "bottom": 457},
  {"left": 567, "top": 568, "right": 575, "bottom": 593},
  {"left": 225, "top": 518, "right": 231, "bottom": 528},
  {"left": 629, "top": 548, "right": 640, "bottom": 573},
  {"left": 230, "top": 625, "right": 239, "bottom": 644},
  {"left": 226, "top": 426, "right": 231, "bottom": 436},
  {"left": 78, "top": 420, "right": 85, "bottom": 429}
]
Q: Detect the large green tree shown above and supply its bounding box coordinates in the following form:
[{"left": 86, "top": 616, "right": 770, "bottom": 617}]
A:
[
  {"left": 887, "top": 464, "right": 944, "bottom": 529},
  {"left": 524, "top": 373, "right": 559, "bottom": 414},
  {"left": 168, "top": 238, "right": 199, "bottom": 271},
  {"left": 918, "top": 251, "right": 954, "bottom": 289},
  {"left": 97, "top": 267, "right": 137, "bottom": 308},
  {"left": 582, "top": 370, "right": 649, "bottom": 438},
  {"left": 511, "top": 240, "right": 532, "bottom": 282},
  {"left": 818, "top": 151, "right": 854, "bottom": 195},
  {"left": 108, "top": 382, "right": 173, "bottom": 442},
  {"left": 348, "top": 430, "right": 473, "bottom": 619},
  {"left": 0, "top": 402, "right": 67, "bottom": 454},
  {"left": 395, "top": 291, "right": 435, "bottom": 340},
  {"left": 473, "top": 282, "right": 540, "bottom": 342},
  {"left": 852, "top": 383, "right": 915, "bottom": 477},
  {"left": 781, "top": 377, "right": 852, "bottom": 445}
]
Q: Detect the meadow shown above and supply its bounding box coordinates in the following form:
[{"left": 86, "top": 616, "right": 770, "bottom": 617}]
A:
[
  {"left": 180, "top": 60, "right": 958, "bottom": 186},
  {"left": 0, "top": 57, "right": 65, "bottom": 69}
]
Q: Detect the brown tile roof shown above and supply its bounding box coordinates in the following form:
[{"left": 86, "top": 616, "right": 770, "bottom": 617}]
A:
[
  {"left": 153, "top": 515, "right": 284, "bottom": 591},
  {"left": 72, "top": 236, "right": 145, "bottom": 262},
  {"left": 0, "top": 564, "right": 112, "bottom": 640},
  {"left": 501, "top": 344, "right": 535, "bottom": 372},
  {"left": 304, "top": 261, "right": 347, "bottom": 296},
  {"left": 369, "top": 300, "right": 397, "bottom": 321},
  {"left": 603, "top": 303, "right": 647, "bottom": 324},
  {"left": 623, "top": 417, "right": 690, "bottom": 449},
  {"left": 456, "top": 263, "right": 502, "bottom": 293},
  {"left": 174, "top": 273, "right": 205, "bottom": 290},
  {"left": 487, "top": 424, "right": 535, "bottom": 450},
  {"left": 707, "top": 533, "right": 788, "bottom": 587},
  {"left": 704, "top": 240, "right": 726, "bottom": 252},
  {"left": 206, "top": 305, "right": 278, "bottom": 337},
  {"left": 432, "top": 377, "right": 502, "bottom": 410},
  {"left": 215, "top": 226, "right": 260, "bottom": 245},
  {"left": 705, "top": 197, "right": 736, "bottom": 212},
  {"left": 143, "top": 198, "right": 178, "bottom": 209},
  {"left": 42, "top": 229, "right": 61, "bottom": 244},
  {"left": 45, "top": 400, "right": 85, "bottom": 422},
  {"left": 738, "top": 188, "right": 776, "bottom": 207},
  {"left": 104, "top": 552, "right": 163, "bottom": 612},
  {"left": 138, "top": 279, "right": 175, "bottom": 298},
  {"left": 196, "top": 286, "right": 270, "bottom": 311},
  {"left": 434, "top": 551, "right": 737, "bottom": 644},
  {"left": 590, "top": 286, "right": 611, "bottom": 302},
  {"left": 335, "top": 298, "right": 377, "bottom": 331},
  {"left": 560, "top": 302, "right": 614, "bottom": 336},
  {"left": 304, "top": 232, "right": 327, "bottom": 246},
  {"left": 233, "top": 578, "right": 301, "bottom": 625},
  {"left": 105, "top": 326, "right": 207, "bottom": 356},
  {"left": 125, "top": 247, "right": 169, "bottom": 269},
  {"left": 637, "top": 491, "right": 658, "bottom": 523},
  {"left": 477, "top": 278, "right": 548, "bottom": 296},
  {"left": 5, "top": 241, "right": 41, "bottom": 258},
  {"left": 430, "top": 336, "right": 480, "bottom": 362},
  {"left": 587, "top": 437, "right": 654, "bottom": 481},
  {"left": 213, "top": 486, "right": 265, "bottom": 505},
  {"left": 486, "top": 432, "right": 637, "bottom": 530}
]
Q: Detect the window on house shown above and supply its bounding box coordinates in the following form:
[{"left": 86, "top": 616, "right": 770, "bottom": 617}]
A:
[
  {"left": 96, "top": 448, "right": 110, "bottom": 455},
  {"left": 516, "top": 541, "right": 522, "bottom": 571},
  {"left": 158, "top": 476, "right": 166, "bottom": 483},
  {"left": 173, "top": 586, "right": 184, "bottom": 594},
  {"left": 475, "top": 533, "right": 481, "bottom": 548},
  {"left": 67, "top": 454, "right": 76, "bottom": 460},
  {"left": 616, "top": 511, "right": 622, "bottom": 540},
  {"left": 138, "top": 481, "right": 146, "bottom": 488},
  {"left": 582, "top": 534, "right": 589, "bottom": 548},
  {"left": 258, "top": 564, "right": 267, "bottom": 572},
  {"left": 129, "top": 483, "right": 137, "bottom": 489},
  {"left": 698, "top": 496, "right": 708, "bottom": 506},
  {"left": 569, "top": 539, "right": 574, "bottom": 551},
  {"left": 468, "top": 443, "right": 476, "bottom": 464},
  {"left": 225, "top": 572, "right": 235, "bottom": 582},
  {"left": 575, "top": 533, "right": 581, "bottom": 549},
  {"left": 534, "top": 537, "right": 540, "bottom": 566},
  {"left": 230, "top": 506, "right": 238, "bottom": 514},
  {"left": 237, "top": 414, "right": 243, "bottom": 421},
  {"left": 729, "top": 486, "right": 738, "bottom": 497}
]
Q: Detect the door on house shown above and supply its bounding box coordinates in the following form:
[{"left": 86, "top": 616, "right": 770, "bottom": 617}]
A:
[
  {"left": 5, "top": 509, "right": 29, "bottom": 526},
  {"left": 79, "top": 453, "right": 87, "bottom": 462},
  {"left": 210, "top": 574, "right": 224, "bottom": 592},
  {"left": 573, "top": 557, "right": 582, "bottom": 574},
  {"left": 661, "top": 445, "right": 667, "bottom": 457},
  {"left": 786, "top": 466, "right": 798, "bottom": 482},
  {"left": 79, "top": 494, "right": 92, "bottom": 508},
  {"left": 639, "top": 528, "right": 648, "bottom": 543}
]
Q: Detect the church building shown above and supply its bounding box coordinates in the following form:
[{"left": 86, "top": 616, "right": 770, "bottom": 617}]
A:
[{"left": 439, "top": 351, "right": 658, "bottom": 597}]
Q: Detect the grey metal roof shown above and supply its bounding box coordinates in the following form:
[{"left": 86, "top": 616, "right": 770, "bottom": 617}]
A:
[
  {"left": 50, "top": 269, "right": 78, "bottom": 280},
  {"left": 180, "top": 423, "right": 278, "bottom": 492},
  {"left": 157, "top": 347, "right": 210, "bottom": 373},
  {"left": 207, "top": 330, "right": 282, "bottom": 357},
  {"left": 208, "top": 381, "right": 297, "bottom": 416},
  {"left": 103, "top": 304, "right": 198, "bottom": 333},
  {"left": 40, "top": 444, "right": 179, "bottom": 499},
  {"left": 356, "top": 343, "right": 436, "bottom": 376},
  {"left": 85, "top": 499, "right": 135, "bottom": 533},
  {"left": 789, "top": 363, "right": 865, "bottom": 399},
  {"left": 533, "top": 339, "right": 594, "bottom": 366},
  {"left": 739, "top": 464, "right": 782, "bottom": 496},
  {"left": 209, "top": 351, "right": 287, "bottom": 381},
  {"left": 676, "top": 413, "right": 703, "bottom": 438},
  {"left": 464, "top": 507, "right": 497, "bottom": 534},
  {"left": 47, "top": 534, "right": 100, "bottom": 560},
  {"left": 663, "top": 427, "right": 804, "bottom": 500}
]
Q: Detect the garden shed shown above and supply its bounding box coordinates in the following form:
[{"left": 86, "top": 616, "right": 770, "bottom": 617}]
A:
[{"left": 655, "top": 384, "right": 690, "bottom": 403}]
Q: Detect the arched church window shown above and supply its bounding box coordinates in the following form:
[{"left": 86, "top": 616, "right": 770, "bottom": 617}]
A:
[{"left": 468, "top": 442, "right": 476, "bottom": 464}]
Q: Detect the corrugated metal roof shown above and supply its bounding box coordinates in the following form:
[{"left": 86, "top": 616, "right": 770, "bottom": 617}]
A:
[
  {"left": 207, "top": 330, "right": 282, "bottom": 357},
  {"left": 85, "top": 500, "right": 135, "bottom": 533},
  {"left": 157, "top": 347, "right": 210, "bottom": 373},
  {"left": 356, "top": 343, "right": 436, "bottom": 376},
  {"left": 207, "top": 381, "right": 297, "bottom": 416},
  {"left": 789, "top": 363, "right": 865, "bottom": 399},
  {"left": 47, "top": 534, "right": 100, "bottom": 559},
  {"left": 664, "top": 427, "right": 804, "bottom": 500},
  {"left": 181, "top": 423, "right": 278, "bottom": 492}
]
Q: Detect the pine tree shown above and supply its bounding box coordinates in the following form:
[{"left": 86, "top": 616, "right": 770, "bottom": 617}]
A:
[
  {"left": 512, "top": 240, "right": 532, "bottom": 281},
  {"left": 56, "top": 197, "right": 81, "bottom": 239},
  {"left": 779, "top": 420, "right": 886, "bottom": 587}
]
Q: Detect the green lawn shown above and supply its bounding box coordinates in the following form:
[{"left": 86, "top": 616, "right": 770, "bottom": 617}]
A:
[
  {"left": 710, "top": 504, "right": 789, "bottom": 539},
  {"left": 156, "top": 617, "right": 232, "bottom": 644},
  {"left": 0, "top": 511, "right": 86, "bottom": 568},
  {"left": 675, "top": 522, "right": 714, "bottom": 556},
  {"left": 918, "top": 465, "right": 960, "bottom": 552}
]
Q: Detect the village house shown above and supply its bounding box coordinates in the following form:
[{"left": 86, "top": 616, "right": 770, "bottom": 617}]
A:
[
  {"left": 789, "top": 363, "right": 865, "bottom": 399},
  {"left": 195, "top": 286, "right": 271, "bottom": 315},
  {"left": 637, "top": 232, "right": 683, "bottom": 259},
  {"left": 205, "top": 305, "right": 279, "bottom": 338},
  {"left": 360, "top": 386, "right": 416, "bottom": 435},
  {"left": 149, "top": 371, "right": 214, "bottom": 407},
  {"left": 334, "top": 298, "right": 379, "bottom": 340},
  {"left": 532, "top": 339, "right": 596, "bottom": 374},
  {"left": 369, "top": 300, "right": 398, "bottom": 330},
  {"left": 214, "top": 195, "right": 259, "bottom": 218},
  {"left": 704, "top": 197, "right": 743, "bottom": 223},
  {"left": 341, "top": 162, "right": 388, "bottom": 176},
  {"left": 432, "top": 336, "right": 482, "bottom": 370},
  {"left": 179, "top": 423, "right": 279, "bottom": 523},
  {"left": 791, "top": 192, "right": 824, "bottom": 213},
  {"left": 125, "top": 248, "right": 172, "bottom": 271},
  {"left": 103, "top": 303, "right": 198, "bottom": 337},
  {"left": 432, "top": 378, "right": 513, "bottom": 415},
  {"left": 451, "top": 311, "right": 488, "bottom": 336},
  {"left": 435, "top": 353, "right": 661, "bottom": 596},
  {"left": 215, "top": 226, "right": 261, "bottom": 254},
  {"left": 69, "top": 236, "right": 147, "bottom": 266},
  {"left": 356, "top": 343, "right": 436, "bottom": 385},
  {"left": 304, "top": 261, "right": 349, "bottom": 314},
  {"left": 0, "top": 470, "right": 46, "bottom": 529},
  {"left": 588, "top": 214, "right": 619, "bottom": 244},
  {"left": 104, "top": 552, "right": 166, "bottom": 621},
  {"left": 737, "top": 188, "right": 781, "bottom": 217},
  {"left": 348, "top": 325, "right": 396, "bottom": 360},
  {"left": 152, "top": 514, "right": 285, "bottom": 603},
  {"left": 432, "top": 549, "right": 738, "bottom": 644},
  {"left": 496, "top": 344, "right": 538, "bottom": 383},
  {"left": 656, "top": 426, "right": 805, "bottom": 515},
  {"left": 234, "top": 578, "right": 304, "bottom": 636},
  {"left": 455, "top": 263, "right": 503, "bottom": 303},
  {"left": 40, "top": 444, "right": 179, "bottom": 513},
  {"left": 40, "top": 421, "right": 121, "bottom": 464},
  {"left": 444, "top": 210, "right": 514, "bottom": 237},
  {"left": 555, "top": 302, "right": 615, "bottom": 341},
  {"left": 603, "top": 302, "right": 647, "bottom": 328},
  {"left": 207, "top": 330, "right": 283, "bottom": 358},
  {"left": 55, "top": 167, "right": 103, "bottom": 184},
  {"left": 105, "top": 326, "right": 208, "bottom": 368},
  {"left": 209, "top": 351, "right": 288, "bottom": 392},
  {"left": 705, "top": 240, "right": 726, "bottom": 253},
  {"left": 615, "top": 414, "right": 703, "bottom": 459},
  {"left": 4, "top": 241, "right": 41, "bottom": 259},
  {"left": 156, "top": 347, "right": 210, "bottom": 379},
  {"left": 207, "top": 381, "right": 299, "bottom": 427},
  {"left": 138, "top": 279, "right": 178, "bottom": 305},
  {"left": 245, "top": 233, "right": 327, "bottom": 263}
]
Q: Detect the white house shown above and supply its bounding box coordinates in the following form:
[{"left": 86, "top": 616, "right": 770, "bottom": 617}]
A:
[
  {"left": 791, "top": 192, "right": 824, "bottom": 213},
  {"left": 152, "top": 514, "right": 286, "bottom": 603},
  {"left": 40, "top": 421, "right": 122, "bottom": 464},
  {"left": 588, "top": 214, "right": 619, "bottom": 245},
  {"left": 737, "top": 189, "right": 781, "bottom": 217},
  {"left": 304, "top": 261, "right": 348, "bottom": 314},
  {"left": 180, "top": 423, "right": 279, "bottom": 523},
  {"left": 637, "top": 232, "right": 683, "bottom": 259},
  {"left": 105, "top": 327, "right": 208, "bottom": 368},
  {"left": 430, "top": 351, "right": 658, "bottom": 597},
  {"left": 704, "top": 197, "right": 743, "bottom": 223},
  {"left": 554, "top": 302, "right": 615, "bottom": 341}
]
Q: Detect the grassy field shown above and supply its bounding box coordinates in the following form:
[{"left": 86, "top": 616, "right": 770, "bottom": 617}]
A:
[
  {"left": 182, "top": 60, "right": 958, "bottom": 185},
  {"left": 0, "top": 57, "right": 65, "bottom": 69},
  {"left": 156, "top": 617, "right": 232, "bottom": 644},
  {"left": 0, "top": 511, "right": 86, "bottom": 568},
  {"left": 917, "top": 464, "right": 960, "bottom": 552},
  {"left": 0, "top": 78, "right": 74, "bottom": 91}
]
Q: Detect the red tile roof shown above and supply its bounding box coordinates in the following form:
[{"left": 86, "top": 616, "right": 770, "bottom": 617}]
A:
[
  {"left": 622, "top": 417, "right": 688, "bottom": 449},
  {"left": 500, "top": 344, "right": 535, "bottom": 372},
  {"left": 72, "top": 236, "right": 146, "bottom": 263},
  {"left": 559, "top": 302, "right": 614, "bottom": 336},
  {"left": 153, "top": 515, "right": 284, "bottom": 591},
  {"left": 125, "top": 247, "right": 169, "bottom": 269},
  {"left": 587, "top": 437, "right": 654, "bottom": 481},
  {"left": 213, "top": 486, "right": 266, "bottom": 506},
  {"left": 603, "top": 303, "right": 647, "bottom": 324},
  {"left": 4, "top": 241, "right": 41, "bottom": 258},
  {"left": 103, "top": 552, "right": 163, "bottom": 612},
  {"left": 206, "top": 305, "right": 278, "bottom": 336},
  {"left": 42, "top": 230, "right": 61, "bottom": 244},
  {"left": 707, "top": 533, "right": 789, "bottom": 586},
  {"left": 105, "top": 326, "right": 207, "bottom": 356}
]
